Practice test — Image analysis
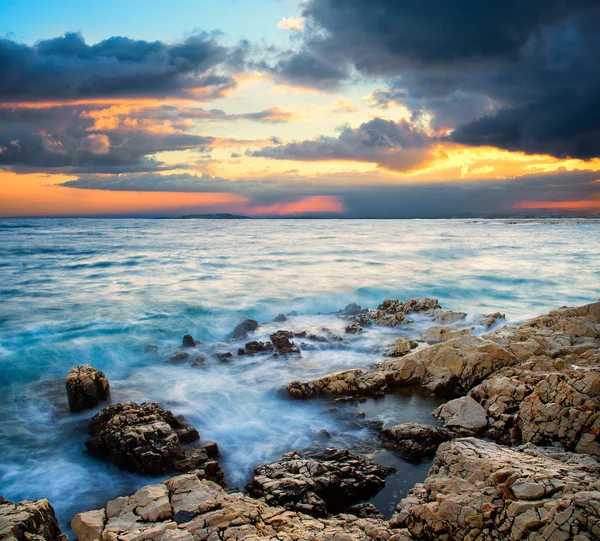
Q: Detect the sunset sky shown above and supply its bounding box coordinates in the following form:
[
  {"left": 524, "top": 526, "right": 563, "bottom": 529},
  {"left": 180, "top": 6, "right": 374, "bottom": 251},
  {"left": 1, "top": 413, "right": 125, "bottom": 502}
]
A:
[{"left": 1, "top": 0, "right": 599, "bottom": 217}]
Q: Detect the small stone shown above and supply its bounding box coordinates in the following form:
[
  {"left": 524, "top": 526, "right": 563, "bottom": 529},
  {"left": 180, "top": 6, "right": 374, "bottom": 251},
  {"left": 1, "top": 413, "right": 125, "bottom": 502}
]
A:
[
  {"left": 65, "top": 364, "right": 110, "bottom": 413},
  {"left": 173, "top": 510, "right": 197, "bottom": 524},
  {"left": 182, "top": 335, "right": 196, "bottom": 348}
]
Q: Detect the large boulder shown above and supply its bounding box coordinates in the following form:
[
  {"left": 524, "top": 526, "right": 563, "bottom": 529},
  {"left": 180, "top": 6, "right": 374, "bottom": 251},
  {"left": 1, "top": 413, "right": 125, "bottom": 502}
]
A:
[
  {"left": 0, "top": 497, "right": 66, "bottom": 541},
  {"left": 65, "top": 364, "right": 110, "bottom": 413},
  {"left": 392, "top": 438, "right": 600, "bottom": 540},
  {"left": 379, "top": 335, "right": 516, "bottom": 394},
  {"left": 72, "top": 473, "right": 410, "bottom": 541},
  {"left": 85, "top": 402, "right": 223, "bottom": 479},
  {"left": 380, "top": 423, "right": 455, "bottom": 460},
  {"left": 248, "top": 448, "right": 394, "bottom": 517},
  {"left": 433, "top": 396, "right": 488, "bottom": 434}
]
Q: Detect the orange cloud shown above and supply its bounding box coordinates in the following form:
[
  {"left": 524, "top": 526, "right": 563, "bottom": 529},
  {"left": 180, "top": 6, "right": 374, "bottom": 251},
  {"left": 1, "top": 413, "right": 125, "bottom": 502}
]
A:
[
  {"left": 248, "top": 195, "right": 345, "bottom": 216},
  {"left": 0, "top": 171, "right": 246, "bottom": 217},
  {"left": 513, "top": 200, "right": 600, "bottom": 210}
]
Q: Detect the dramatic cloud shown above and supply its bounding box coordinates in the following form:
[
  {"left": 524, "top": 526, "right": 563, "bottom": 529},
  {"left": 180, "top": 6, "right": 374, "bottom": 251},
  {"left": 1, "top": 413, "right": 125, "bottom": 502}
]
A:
[
  {"left": 251, "top": 117, "right": 434, "bottom": 171},
  {"left": 0, "top": 32, "right": 242, "bottom": 100},
  {"left": 57, "top": 168, "right": 600, "bottom": 218},
  {"left": 271, "top": 0, "right": 600, "bottom": 159}
]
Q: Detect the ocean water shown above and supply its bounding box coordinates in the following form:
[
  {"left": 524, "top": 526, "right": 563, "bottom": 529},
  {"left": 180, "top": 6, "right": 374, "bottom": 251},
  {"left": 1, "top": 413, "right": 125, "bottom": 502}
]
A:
[{"left": 0, "top": 218, "right": 599, "bottom": 534}]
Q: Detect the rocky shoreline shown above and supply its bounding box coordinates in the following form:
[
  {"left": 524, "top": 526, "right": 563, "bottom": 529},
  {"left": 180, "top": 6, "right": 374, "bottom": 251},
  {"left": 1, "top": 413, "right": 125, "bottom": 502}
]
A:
[{"left": 2, "top": 299, "right": 599, "bottom": 541}]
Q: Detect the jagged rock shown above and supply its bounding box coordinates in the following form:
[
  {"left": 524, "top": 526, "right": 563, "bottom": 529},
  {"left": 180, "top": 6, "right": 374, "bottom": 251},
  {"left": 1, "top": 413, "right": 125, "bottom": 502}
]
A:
[
  {"left": 270, "top": 330, "right": 300, "bottom": 355},
  {"left": 403, "top": 298, "right": 441, "bottom": 313},
  {"left": 392, "top": 438, "right": 600, "bottom": 540},
  {"left": 433, "top": 396, "right": 488, "bottom": 434},
  {"left": 243, "top": 340, "right": 274, "bottom": 355},
  {"left": 482, "top": 312, "right": 505, "bottom": 328},
  {"left": 345, "top": 503, "right": 386, "bottom": 519},
  {"left": 215, "top": 352, "right": 233, "bottom": 362},
  {"left": 65, "top": 364, "right": 110, "bottom": 413},
  {"left": 287, "top": 369, "right": 388, "bottom": 399},
  {"left": 421, "top": 325, "right": 472, "bottom": 343},
  {"left": 274, "top": 313, "right": 287, "bottom": 322},
  {"left": 379, "top": 335, "right": 516, "bottom": 394},
  {"left": 248, "top": 448, "right": 394, "bottom": 516},
  {"left": 72, "top": 473, "right": 410, "bottom": 541},
  {"left": 380, "top": 423, "right": 455, "bottom": 460},
  {"left": 345, "top": 321, "right": 364, "bottom": 334},
  {"left": 0, "top": 497, "right": 66, "bottom": 541},
  {"left": 386, "top": 338, "right": 418, "bottom": 357},
  {"left": 85, "top": 402, "right": 222, "bottom": 479},
  {"left": 231, "top": 318, "right": 259, "bottom": 339},
  {"left": 182, "top": 335, "right": 196, "bottom": 348}
]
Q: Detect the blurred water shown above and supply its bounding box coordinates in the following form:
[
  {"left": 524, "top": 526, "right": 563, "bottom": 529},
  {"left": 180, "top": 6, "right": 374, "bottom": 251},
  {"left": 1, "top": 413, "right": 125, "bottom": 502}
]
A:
[{"left": 0, "top": 218, "right": 599, "bottom": 533}]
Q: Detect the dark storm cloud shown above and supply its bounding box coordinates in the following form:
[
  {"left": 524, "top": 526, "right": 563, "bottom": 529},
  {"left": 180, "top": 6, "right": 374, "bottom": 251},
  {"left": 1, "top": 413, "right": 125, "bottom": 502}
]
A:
[
  {"left": 251, "top": 117, "right": 433, "bottom": 171},
  {"left": 271, "top": 0, "right": 600, "bottom": 159},
  {"left": 0, "top": 32, "right": 241, "bottom": 99},
  {"left": 58, "top": 169, "right": 600, "bottom": 218}
]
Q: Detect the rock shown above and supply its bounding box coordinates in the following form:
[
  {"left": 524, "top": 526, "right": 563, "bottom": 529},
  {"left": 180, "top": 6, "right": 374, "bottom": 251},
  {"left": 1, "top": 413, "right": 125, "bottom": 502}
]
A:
[
  {"left": 72, "top": 473, "right": 410, "bottom": 541},
  {"left": 182, "top": 335, "right": 196, "bottom": 348},
  {"left": 345, "top": 321, "right": 364, "bottom": 334},
  {"left": 345, "top": 503, "right": 386, "bottom": 519},
  {"left": 0, "top": 497, "right": 66, "bottom": 541},
  {"left": 356, "top": 312, "right": 372, "bottom": 327},
  {"left": 392, "top": 438, "right": 600, "bottom": 540},
  {"left": 71, "top": 509, "right": 105, "bottom": 541},
  {"left": 274, "top": 313, "right": 287, "bottom": 322},
  {"left": 199, "top": 441, "right": 219, "bottom": 458},
  {"left": 428, "top": 309, "right": 467, "bottom": 325},
  {"left": 421, "top": 325, "right": 472, "bottom": 343},
  {"left": 243, "top": 340, "right": 274, "bottom": 355},
  {"left": 144, "top": 344, "right": 158, "bottom": 354},
  {"left": 65, "top": 364, "right": 110, "bottom": 413},
  {"left": 216, "top": 352, "right": 232, "bottom": 362},
  {"left": 379, "top": 335, "right": 516, "bottom": 394},
  {"left": 165, "top": 352, "right": 190, "bottom": 364},
  {"left": 287, "top": 369, "right": 388, "bottom": 399},
  {"left": 248, "top": 448, "right": 394, "bottom": 516},
  {"left": 270, "top": 330, "right": 300, "bottom": 355},
  {"left": 338, "top": 302, "right": 364, "bottom": 316},
  {"left": 380, "top": 423, "right": 455, "bottom": 460},
  {"left": 386, "top": 338, "right": 418, "bottom": 357},
  {"left": 231, "top": 318, "right": 259, "bottom": 339},
  {"left": 403, "top": 297, "right": 441, "bottom": 313},
  {"left": 482, "top": 312, "right": 505, "bottom": 328},
  {"left": 433, "top": 396, "right": 488, "bottom": 433},
  {"left": 85, "top": 402, "right": 223, "bottom": 479}
]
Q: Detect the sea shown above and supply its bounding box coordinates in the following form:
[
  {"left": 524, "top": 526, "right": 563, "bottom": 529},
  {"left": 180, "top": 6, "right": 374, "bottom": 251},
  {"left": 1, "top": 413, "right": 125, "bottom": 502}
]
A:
[{"left": 0, "top": 217, "right": 599, "bottom": 535}]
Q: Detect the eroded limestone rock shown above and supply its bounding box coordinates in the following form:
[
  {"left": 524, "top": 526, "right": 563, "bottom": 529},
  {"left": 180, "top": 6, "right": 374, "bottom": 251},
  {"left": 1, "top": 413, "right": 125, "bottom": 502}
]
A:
[{"left": 0, "top": 497, "right": 66, "bottom": 541}]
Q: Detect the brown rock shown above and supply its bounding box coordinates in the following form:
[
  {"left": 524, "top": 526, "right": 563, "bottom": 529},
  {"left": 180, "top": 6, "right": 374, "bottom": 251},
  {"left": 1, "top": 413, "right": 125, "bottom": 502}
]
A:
[{"left": 65, "top": 364, "right": 110, "bottom": 413}]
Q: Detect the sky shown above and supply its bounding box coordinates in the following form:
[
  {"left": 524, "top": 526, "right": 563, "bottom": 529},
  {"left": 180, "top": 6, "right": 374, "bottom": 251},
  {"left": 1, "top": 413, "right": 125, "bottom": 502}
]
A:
[{"left": 1, "top": 0, "right": 600, "bottom": 218}]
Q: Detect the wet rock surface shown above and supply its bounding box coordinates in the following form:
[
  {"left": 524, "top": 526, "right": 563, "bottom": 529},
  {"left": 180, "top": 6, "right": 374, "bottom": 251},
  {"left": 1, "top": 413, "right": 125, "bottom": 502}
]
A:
[
  {"left": 380, "top": 423, "right": 455, "bottom": 460},
  {"left": 231, "top": 318, "right": 259, "bottom": 339},
  {"left": 248, "top": 448, "right": 394, "bottom": 517},
  {"left": 392, "top": 437, "right": 600, "bottom": 541},
  {"left": 85, "top": 402, "right": 223, "bottom": 479},
  {"left": 65, "top": 365, "right": 110, "bottom": 413},
  {"left": 72, "top": 473, "right": 411, "bottom": 541},
  {"left": 0, "top": 497, "right": 66, "bottom": 541}
]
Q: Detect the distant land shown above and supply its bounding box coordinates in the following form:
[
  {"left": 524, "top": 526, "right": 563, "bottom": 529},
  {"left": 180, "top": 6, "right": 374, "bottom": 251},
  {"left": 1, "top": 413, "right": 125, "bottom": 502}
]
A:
[{"left": 162, "top": 213, "right": 252, "bottom": 220}]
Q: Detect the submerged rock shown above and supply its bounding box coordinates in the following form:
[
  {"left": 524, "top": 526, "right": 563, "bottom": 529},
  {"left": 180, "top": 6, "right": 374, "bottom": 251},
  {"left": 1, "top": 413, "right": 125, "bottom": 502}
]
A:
[
  {"left": 0, "top": 497, "right": 66, "bottom": 541},
  {"left": 65, "top": 364, "right": 110, "bottom": 413},
  {"left": 242, "top": 340, "right": 274, "bottom": 355},
  {"left": 231, "top": 317, "right": 259, "bottom": 339},
  {"left": 165, "top": 352, "right": 190, "bottom": 364},
  {"left": 345, "top": 321, "right": 364, "bottom": 334},
  {"left": 85, "top": 402, "right": 223, "bottom": 479},
  {"left": 274, "top": 313, "right": 287, "bottom": 322},
  {"left": 380, "top": 422, "right": 455, "bottom": 460},
  {"left": 270, "top": 330, "right": 300, "bottom": 355},
  {"left": 248, "top": 448, "right": 394, "bottom": 517},
  {"left": 392, "top": 437, "right": 600, "bottom": 540},
  {"left": 72, "top": 473, "right": 410, "bottom": 541}
]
